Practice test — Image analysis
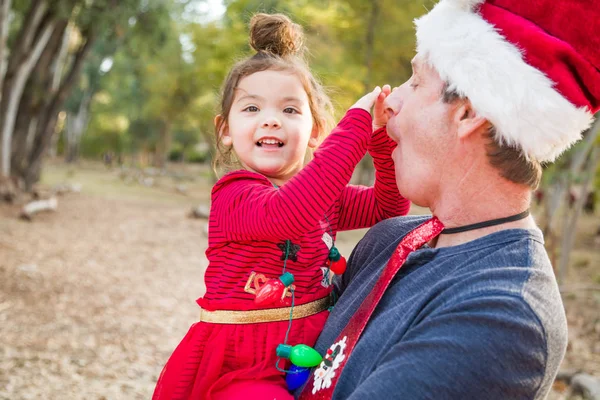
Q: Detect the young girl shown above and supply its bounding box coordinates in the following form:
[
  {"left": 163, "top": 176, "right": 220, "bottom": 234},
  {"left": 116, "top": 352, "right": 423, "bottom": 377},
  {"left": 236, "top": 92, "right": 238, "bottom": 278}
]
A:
[{"left": 153, "top": 13, "right": 410, "bottom": 400}]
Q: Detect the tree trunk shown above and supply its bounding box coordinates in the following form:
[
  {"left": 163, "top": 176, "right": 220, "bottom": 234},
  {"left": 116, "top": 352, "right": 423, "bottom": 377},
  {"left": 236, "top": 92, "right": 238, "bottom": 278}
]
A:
[
  {"left": 557, "top": 145, "right": 599, "bottom": 284},
  {"left": 542, "top": 117, "right": 600, "bottom": 236},
  {"left": 362, "top": 0, "right": 379, "bottom": 90},
  {"left": 11, "top": 19, "right": 68, "bottom": 176},
  {"left": 155, "top": 119, "right": 172, "bottom": 169},
  {"left": 0, "top": 0, "right": 51, "bottom": 173},
  {"left": 10, "top": 115, "right": 38, "bottom": 170},
  {"left": 10, "top": 78, "right": 37, "bottom": 173},
  {"left": 52, "top": 24, "right": 72, "bottom": 91},
  {"left": 0, "top": 5, "right": 55, "bottom": 177},
  {"left": 53, "top": 24, "right": 76, "bottom": 161},
  {"left": 48, "top": 115, "right": 59, "bottom": 157},
  {"left": 0, "top": 0, "right": 12, "bottom": 100},
  {"left": 24, "top": 31, "right": 96, "bottom": 190},
  {"left": 65, "top": 89, "right": 91, "bottom": 163}
]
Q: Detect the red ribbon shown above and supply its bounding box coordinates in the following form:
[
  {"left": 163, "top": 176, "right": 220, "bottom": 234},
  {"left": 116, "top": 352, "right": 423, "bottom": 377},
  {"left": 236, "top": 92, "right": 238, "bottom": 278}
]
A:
[{"left": 299, "top": 217, "right": 444, "bottom": 399}]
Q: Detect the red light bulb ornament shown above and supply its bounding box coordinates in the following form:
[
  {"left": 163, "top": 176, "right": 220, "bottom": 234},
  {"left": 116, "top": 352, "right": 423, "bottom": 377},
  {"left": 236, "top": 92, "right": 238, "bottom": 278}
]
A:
[
  {"left": 254, "top": 272, "right": 294, "bottom": 306},
  {"left": 328, "top": 246, "right": 347, "bottom": 275}
]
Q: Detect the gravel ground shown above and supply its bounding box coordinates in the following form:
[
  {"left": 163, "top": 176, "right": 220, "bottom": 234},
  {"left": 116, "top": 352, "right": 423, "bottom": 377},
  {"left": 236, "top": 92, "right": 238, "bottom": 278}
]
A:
[
  {"left": 0, "top": 174, "right": 598, "bottom": 399},
  {"left": 0, "top": 194, "right": 208, "bottom": 399}
]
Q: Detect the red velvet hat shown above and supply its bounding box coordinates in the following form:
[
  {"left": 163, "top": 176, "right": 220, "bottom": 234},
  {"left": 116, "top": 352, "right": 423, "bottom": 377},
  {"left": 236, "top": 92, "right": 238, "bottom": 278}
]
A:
[{"left": 415, "top": 0, "right": 600, "bottom": 162}]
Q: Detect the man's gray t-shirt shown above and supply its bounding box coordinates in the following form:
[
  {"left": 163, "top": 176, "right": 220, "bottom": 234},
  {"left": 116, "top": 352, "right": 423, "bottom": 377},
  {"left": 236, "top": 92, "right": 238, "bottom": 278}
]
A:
[{"left": 298, "top": 216, "right": 567, "bottom": 399}]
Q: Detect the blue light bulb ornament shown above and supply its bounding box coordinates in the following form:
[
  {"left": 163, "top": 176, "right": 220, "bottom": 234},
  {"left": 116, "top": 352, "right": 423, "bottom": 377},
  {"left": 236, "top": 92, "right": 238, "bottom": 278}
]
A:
[{"left": 286, "top": 364, "right": 311, "bottom": 391}]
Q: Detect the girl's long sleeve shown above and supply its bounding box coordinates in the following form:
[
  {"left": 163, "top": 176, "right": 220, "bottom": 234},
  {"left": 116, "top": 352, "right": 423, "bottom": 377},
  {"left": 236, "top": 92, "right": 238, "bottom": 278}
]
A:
[
  {"left": 336, "top": 126, "right": 410, "bottom": 231},
  {"left": 210, "top": 109, "right": 373, "bottom": 242}
]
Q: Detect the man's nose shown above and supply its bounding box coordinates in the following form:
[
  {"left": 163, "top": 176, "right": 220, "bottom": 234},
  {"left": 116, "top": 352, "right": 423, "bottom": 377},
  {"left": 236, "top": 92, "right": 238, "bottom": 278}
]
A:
[
  {"left": 385, "top": 106, "right": 395, "bottom": 120},
  {"left": 383, "top": 98, "right": 398, "bottom": 119},
  {"left": 383, "top": 86, "right": 405, "bottom": 118}
]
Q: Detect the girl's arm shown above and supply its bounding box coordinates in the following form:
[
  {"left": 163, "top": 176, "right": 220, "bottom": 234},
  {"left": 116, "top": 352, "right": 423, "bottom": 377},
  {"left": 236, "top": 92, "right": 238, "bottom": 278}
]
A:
[
  {"left": 336, "top": 126, "right": 410, "bottom": 231},
  {"left": 212, "top": 108, "right": 374, "bottom": 241},
  {"left": 337, "top": 85, "right": 410, "bottom": 230}
]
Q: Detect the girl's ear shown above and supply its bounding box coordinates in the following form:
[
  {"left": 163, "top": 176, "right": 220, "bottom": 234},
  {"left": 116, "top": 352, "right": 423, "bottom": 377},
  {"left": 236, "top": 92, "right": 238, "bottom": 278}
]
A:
[
  {"left": 307, "top": 122, "right": 320, "bottom": 149},
  {"left": 215, "top": 115, "right": 232, "bottom": 146}
]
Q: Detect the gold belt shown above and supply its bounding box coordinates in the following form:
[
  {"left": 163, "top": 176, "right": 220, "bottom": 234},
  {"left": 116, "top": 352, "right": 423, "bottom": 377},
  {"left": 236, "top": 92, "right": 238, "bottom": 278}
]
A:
[{"left": 199, "top": 296, "right": 331, "bottom": 324}]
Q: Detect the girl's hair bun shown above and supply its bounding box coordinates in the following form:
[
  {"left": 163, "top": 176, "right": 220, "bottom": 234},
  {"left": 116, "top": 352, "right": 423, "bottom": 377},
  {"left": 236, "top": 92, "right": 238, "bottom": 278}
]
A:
[{"left": 249, "top": 13, "right": 304, "bottom": 57}]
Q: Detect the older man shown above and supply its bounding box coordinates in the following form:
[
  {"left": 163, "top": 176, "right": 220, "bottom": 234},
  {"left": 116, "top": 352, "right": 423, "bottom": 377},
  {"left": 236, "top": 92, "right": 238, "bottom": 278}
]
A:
[{"left": 297, "top": 0, "right": 599, "bottom": 399}]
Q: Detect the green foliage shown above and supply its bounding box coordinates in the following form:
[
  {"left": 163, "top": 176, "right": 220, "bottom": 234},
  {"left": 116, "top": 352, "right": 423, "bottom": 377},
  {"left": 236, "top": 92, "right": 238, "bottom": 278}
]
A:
[
  {"left": 71, "top": 0, "right": 430, "bottom": 161},
  {"left": 81, "top": 112, "right": 131, "bottom": 157},
  {"left": 169, "top": 143, "right": 184, "bottom": 162},
  {"left": 185, "top": 148, "right": 210, "bottom": 164}
]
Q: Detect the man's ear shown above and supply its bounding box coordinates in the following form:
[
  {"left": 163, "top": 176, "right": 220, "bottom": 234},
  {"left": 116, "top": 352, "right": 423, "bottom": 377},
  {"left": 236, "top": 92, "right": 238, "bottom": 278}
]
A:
[
  {"left": 453, "top": 100, "right": 489, "bottom": 140},
  {"left": 214, "top": 115, "right": 232, "bottom": 146}
]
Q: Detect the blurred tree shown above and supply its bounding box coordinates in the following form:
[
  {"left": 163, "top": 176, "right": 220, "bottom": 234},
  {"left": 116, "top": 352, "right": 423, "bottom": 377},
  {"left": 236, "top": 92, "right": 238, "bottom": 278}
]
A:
[
  {"left": 0, "top": 0, "right": 145, "bottom": 190},
  {"left": 80, "top": 1, "right": 215, "bottom": 169},
  {"left": 22, "top": 0, "right": 428, "bottom": 179},
  {"left": 288, "top": 0, "right": 429, "bottom": 184},
  {"left": 61, "top": 29, "right": 126, "bottom": 163},
  {"left": 221, "top": 0, "right": 428, "bottom": 114},
  {"left": 0, "top": 0, "right": 12, "bottom": 98},
  {"left": 539, "top": 115, "right": 600, "bottom": 283},
  {"left": 0, "top": 0, "right": 432, "bottom": 189}
]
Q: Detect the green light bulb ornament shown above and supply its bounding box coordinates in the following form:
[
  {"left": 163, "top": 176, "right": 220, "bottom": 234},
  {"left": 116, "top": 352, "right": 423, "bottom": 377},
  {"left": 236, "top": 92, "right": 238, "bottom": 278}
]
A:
[{"left": 276, "top": 344, "right": 322, "bottom": 368}]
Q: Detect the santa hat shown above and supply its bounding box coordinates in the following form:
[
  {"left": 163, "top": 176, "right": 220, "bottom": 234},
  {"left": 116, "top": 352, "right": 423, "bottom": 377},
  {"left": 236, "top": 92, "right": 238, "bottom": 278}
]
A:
[{"left": 414, "top": 0, "right": 600, "bottom": 162}]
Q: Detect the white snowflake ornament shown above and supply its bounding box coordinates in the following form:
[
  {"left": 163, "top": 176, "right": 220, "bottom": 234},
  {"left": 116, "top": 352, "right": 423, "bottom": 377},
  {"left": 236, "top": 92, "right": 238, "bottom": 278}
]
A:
[{"left": 312, "top": 336, "right": 347, "bottom": 394}]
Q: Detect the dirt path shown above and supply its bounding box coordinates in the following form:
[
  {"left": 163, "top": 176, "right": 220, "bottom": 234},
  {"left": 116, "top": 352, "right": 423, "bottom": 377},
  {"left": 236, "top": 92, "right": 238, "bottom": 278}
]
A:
[
  {"left": 0, "top": 193, "right": 211, "bottom": 399},
  {"left": 0, "top": 164, "right": 598, "bottom": 399},
  {"left": 0, "top": 179, "right": 363, "bottom": 399}
]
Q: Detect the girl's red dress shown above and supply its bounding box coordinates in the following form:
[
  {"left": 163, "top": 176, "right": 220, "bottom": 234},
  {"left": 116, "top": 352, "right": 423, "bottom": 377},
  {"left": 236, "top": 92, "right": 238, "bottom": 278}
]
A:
[{"left": 153, "top": 109, "right": 409, "bottom": 399}]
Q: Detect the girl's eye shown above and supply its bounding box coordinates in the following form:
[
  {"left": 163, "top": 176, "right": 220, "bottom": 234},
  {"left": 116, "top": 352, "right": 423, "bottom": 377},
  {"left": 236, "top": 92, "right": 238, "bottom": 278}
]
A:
[
  {"left": 409, "top": 83, "right": 418, "bottom": 89},
  {"left": 243, "top": 105, "right": 259, "bottom": 112},
  {"left": 283, "top": 107, "right": 299, "bottom": 114}
]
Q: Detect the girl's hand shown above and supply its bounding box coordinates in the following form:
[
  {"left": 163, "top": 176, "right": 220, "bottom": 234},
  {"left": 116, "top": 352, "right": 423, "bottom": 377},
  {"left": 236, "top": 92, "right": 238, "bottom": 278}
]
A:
[
  {"left": 350, "top": 86, "right": 382, "bottom": 113},
  {"left": 373, "top": 84, "right": 392, "bottom": 130}
]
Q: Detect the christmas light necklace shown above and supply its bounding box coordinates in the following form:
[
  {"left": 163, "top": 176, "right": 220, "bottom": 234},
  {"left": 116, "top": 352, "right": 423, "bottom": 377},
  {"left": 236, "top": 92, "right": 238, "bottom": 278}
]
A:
[{"left": 252, "top": 184, "right": 347, "bottom": 390}]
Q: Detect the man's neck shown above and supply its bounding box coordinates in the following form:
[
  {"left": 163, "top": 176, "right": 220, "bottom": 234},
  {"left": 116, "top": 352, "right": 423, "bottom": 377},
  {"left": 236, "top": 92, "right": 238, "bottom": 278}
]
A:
[{"left": 429, "top": 173, "right": 536, "bottom": 249}]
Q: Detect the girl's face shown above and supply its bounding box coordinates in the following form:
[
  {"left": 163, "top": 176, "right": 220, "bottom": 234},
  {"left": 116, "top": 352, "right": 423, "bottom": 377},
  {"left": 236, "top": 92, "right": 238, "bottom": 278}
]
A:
[{"left": 219, "top": 69, "right": 318, "bottom": 186}]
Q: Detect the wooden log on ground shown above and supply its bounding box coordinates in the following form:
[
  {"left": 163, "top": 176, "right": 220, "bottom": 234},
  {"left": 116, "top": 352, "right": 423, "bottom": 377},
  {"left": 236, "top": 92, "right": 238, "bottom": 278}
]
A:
[
  {"left": 571, "top": 374, "right": 600, "bottom": 400},
  {"left": 52, "top": 182, "right": 82, "bottom": 195},
  {"left": 175, "top": 184, "right": 187, "bottom": 195},
  {"left": 555, "top": 370, "right": 600, "bottom": 400},
  {"left": 189, "top": 205, "right": 210, "bottom": 219},
  {"left": 20, "top": 197, "right": 57, "bottom": 220},
  {"left": 556, "top": 369, "right": 580, "bottom": 383}
]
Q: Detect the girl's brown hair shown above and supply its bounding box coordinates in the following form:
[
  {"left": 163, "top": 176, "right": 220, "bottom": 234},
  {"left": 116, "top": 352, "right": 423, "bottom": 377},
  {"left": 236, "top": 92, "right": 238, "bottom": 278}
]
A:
[{"left": 213, "top": 13, "right": 334, "bottom": 172}]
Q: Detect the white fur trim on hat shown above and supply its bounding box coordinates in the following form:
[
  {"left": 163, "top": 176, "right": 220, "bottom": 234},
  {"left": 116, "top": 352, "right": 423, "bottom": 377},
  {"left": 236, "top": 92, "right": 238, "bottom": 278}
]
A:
[
  {"left": 448, "top": 0, "right": 484, "bottom": 11},
  {"left": 415, "top": 0, "right": 593, "bottom": 162}
]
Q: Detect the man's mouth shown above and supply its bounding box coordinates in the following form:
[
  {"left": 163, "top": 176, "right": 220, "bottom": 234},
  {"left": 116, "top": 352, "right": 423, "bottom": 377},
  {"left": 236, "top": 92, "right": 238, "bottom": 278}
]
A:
[{"left": 256, "top": 138, "right": 284, "bottom": 148}]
